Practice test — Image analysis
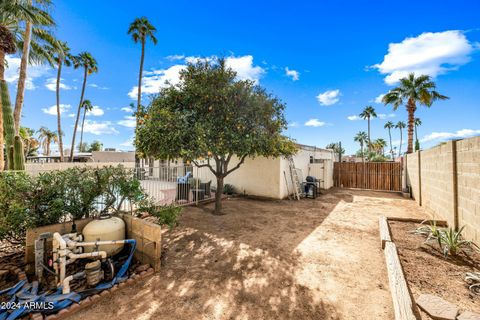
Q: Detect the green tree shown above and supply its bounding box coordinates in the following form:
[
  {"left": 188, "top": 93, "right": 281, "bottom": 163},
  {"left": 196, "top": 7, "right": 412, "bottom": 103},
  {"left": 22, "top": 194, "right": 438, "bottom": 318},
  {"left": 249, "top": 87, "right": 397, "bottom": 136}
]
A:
[
  {"left": 326, "top": 142, "right": 345, "bottom": 162},
  {"left": 78, "top": 99, "right": 93, "bottom": 151},
  {"left": 46, "top": 41, "right": 73, "bottom": 162},
  {"left": 414, "top": 117, "right": 422, "bottom": 151},
  {"left": 19, "top": 126, "right": 39, "bottom": 157},
  {"left": 37, "top": 126, "right": 57, "bottom": 156},
  {"left": 382, "top": 73, "right": 448, "bottom": 153},
  {"left": 13, "top": 0, "right": 58, "bottom": 135},
  {"left": 69, "top": 52, "right": 98, "bottom": 161},
  {"left": 136, "top": 58, "right": 296, "bottom": 214},
  {"left": 359, "top": 105, "right": 377, "bottom": 151},
  {"left": 395, "top": 121, "right": 406, "bottom": 156},
  {"left": 127, "top": 17, "right": 157, "bottom": 124},
  {"left": 384, "top": 121, "right": 394, "bottom": 159},
  {"left": 354, "top": 131, "right": 368, "bottom": 160},
  {"left": 88, "top": 140, "right": 103, "bottom": 152},
  {"left": 374, "top": 138, "right": 387, "bottom": 156}
]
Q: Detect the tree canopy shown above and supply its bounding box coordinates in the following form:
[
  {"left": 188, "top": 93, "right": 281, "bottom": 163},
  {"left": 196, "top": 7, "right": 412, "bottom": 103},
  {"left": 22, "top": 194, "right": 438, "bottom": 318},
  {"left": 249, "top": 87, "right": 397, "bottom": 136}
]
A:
[{"left": 136, "top": 57, "right": 296, "bottom": 213}]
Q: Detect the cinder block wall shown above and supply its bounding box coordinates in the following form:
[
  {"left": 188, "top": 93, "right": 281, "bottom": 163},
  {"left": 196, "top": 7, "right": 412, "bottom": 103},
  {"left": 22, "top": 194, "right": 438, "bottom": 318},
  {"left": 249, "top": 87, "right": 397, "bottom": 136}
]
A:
[
  {"left": 405, "top": 136, "right": 480, "bottom": 244},
  {"left": 456, "top": 137, "right": 480, "bottom": 243}
]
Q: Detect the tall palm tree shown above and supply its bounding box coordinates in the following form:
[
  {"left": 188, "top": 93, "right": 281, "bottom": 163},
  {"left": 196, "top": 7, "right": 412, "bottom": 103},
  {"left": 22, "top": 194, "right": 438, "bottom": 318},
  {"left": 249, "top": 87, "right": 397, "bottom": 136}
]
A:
[
  {"left": 45, "top": 41, "right": 72, "bottom": 162},
  {"left": 13, "top": 0, "right": 58, "bottom": 134},
  {"left": 354, "top": 131, "right": 368, "bottom": 160},
  {"left": 375, "top": 138, "right": 387, "bottom": 156},
  {"left": 384, "top": 121, "right": 394, "bottom": 159},
  {"left": 382, "top": 73, "right": 449, "bottom": 153},
  {"left": 69, "top": 52, "right": 98, "bottom": 161},
  {"left": 127, "top": 17, "right": 157, "bottom": 124},
  {"left": 78, "top": 99, "right": 93, "bottom": 152},
  {"left": 359, "top": 105, "right": 377, "bottom": 151},
  {"left": 37, "top": 126, "right": 57, "bottom": 156},
  {"left": 414, "top": 117, "right": 422, "bottom": 151},
  {"left": 395, "top": 121, "right": 406, "bottom": 157}
]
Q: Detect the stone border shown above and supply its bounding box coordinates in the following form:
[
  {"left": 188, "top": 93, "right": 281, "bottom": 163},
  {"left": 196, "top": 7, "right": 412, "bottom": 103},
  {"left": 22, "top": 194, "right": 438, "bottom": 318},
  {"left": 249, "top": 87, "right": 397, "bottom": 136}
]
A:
[{"left": 29, "top": 267, "right": 155, "bottom": 320}]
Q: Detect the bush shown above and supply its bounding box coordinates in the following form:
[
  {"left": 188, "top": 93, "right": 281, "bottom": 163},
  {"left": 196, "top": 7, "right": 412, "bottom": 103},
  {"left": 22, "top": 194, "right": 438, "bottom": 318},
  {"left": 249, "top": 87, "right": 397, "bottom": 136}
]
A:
[
  {"left": 143, "top": 204, "right": 182, "bottom": 229},
  {"left": 0, "top": 165, "right": 155, "bottom": 243},
  {"left": 223, "top": 184, "right": 235, "bottom": 195}
]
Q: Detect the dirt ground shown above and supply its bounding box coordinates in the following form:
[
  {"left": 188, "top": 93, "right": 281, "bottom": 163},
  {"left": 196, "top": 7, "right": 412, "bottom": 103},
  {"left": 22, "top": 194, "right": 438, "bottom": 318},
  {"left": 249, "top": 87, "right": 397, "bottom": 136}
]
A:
[
  {"left": 71, "top": 188, "right": 428, "bottom": 320},
  {"left": 390, "top": 221, "right": 480, "bottom": 319}
]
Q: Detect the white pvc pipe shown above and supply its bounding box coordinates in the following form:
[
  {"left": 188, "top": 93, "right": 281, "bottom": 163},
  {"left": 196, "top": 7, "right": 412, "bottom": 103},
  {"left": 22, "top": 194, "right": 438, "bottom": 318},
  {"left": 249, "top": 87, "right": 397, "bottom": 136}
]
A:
[
  {"left": 53, "top": 232, "right": 67, "bottom": 285},
  {"left": 67, "top": 251, "right": 107, "bottom": 261}
]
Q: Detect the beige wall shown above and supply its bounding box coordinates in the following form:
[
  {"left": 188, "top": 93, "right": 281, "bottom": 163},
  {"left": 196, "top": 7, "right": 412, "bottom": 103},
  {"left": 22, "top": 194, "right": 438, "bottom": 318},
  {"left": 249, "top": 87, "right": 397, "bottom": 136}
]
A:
[
  {"left": 25, "top": 162, "right": 135, "bottom": 175},
  {"left": 405, "top": 136, "right": 480, "bottom": 244},
  {"left": 92, "top": 151, "right": 135, "bottom": 163}
]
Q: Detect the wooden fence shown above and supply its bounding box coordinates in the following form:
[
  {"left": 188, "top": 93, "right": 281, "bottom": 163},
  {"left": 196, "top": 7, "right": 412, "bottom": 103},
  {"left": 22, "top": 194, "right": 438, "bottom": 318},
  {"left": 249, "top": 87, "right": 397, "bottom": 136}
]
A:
[{"left": 334, "top": 162, "right": 402, "bottom": 191}]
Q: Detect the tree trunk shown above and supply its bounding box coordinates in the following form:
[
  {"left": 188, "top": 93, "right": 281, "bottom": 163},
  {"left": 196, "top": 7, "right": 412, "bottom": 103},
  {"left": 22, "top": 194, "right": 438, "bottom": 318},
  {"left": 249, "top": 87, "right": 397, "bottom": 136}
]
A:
[
  {"left": 70, "top": 68, "right": 87, "bottom": 162},
  {"left": 406, "top": 100, "right": 416, "bottom": 154},
  {"left": 367, "top": 117, "right": 371, "bottom": 152},
  {"left": 0, "top": 50, "right": 4, "bottom": 171},
  {"left": 214, "top": 176, "right": 224, "bottom": 215},
  {"left": 13, "top": 19, "right": 32, "bottom": 135},
  {"left": 388, "top": 128, "right": 393, "bottom": 159},
  {"left": 399, "top": 129, "right": 403, "bottom": 156},
  {"left": 46, "top": 138, "right": 50, "bottom": 156},
  {"left": 135, "top": 40, "right": 146, "bottom": 169},
  {"left": 56, "top": 59, "right": 64, "bottom": 162},
  {"left": 79, "top": 108, "right": 87, "bottom": 151}
]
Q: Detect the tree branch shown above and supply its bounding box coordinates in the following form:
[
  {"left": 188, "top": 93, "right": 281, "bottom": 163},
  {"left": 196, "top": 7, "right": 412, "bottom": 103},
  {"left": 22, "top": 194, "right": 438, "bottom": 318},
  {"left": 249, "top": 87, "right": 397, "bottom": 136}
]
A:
[
  {"left": 193, "top": 159, "right": 217, "bottom": 176},
  {"left": 224, "top": 154, "right": 248, "bottom": 176}
]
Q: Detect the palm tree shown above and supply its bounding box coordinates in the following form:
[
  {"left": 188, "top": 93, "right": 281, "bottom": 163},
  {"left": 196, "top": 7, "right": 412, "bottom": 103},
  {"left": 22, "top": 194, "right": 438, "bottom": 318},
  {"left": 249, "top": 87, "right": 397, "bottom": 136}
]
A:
[
  {"left": 13, "top": 0, "right": 58, "bottom": 134},
  {"left": 382, "top": 73, "right": 448, "bottom": 153},
  {"left": 69, "top": 52, "right": 98, "bottom": 161},
  {"left": 45, "top": 41, "right": 73, "bottom": 162},
  {"left": 359, "top": 106, "right": 377, "bottom": 151},
  {"left": 78, "top": 99, "right": 93, "bottom": 152},
  {"left": 19, "top": 126, "right": 38, "bottom": 157},
  {"left": 354, "top": 131, "right": 368, "bottom": 160},
  {"left": 37, "top": 126, "right": 57, "bottom": 156},
  {"left": 395, "top": 121, "right": 406, "bottom": 157},
  {"left": 326, "top": 142, "right": 344, "bottom": 162},
  {"left": 384, "top": 121, "right": 394, "bottom": 159},
  {"left": 414, "top": 117, "right": 422, "bottom": 151},
  {"left": 375, "top": 138, "right": 387, "bottom": 156},
  {"left": 128, "top": 17, "right": 157, "bottom": 124}
]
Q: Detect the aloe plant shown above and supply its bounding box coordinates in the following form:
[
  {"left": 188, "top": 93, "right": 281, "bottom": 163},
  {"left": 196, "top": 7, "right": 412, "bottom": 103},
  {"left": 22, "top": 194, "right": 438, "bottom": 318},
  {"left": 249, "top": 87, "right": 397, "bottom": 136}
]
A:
[
  {"left": 439, "top": 226, "right": 471, "bottom": 257},
  {"left": 413, "top": 219, "right": 443, "bottom": 248}
]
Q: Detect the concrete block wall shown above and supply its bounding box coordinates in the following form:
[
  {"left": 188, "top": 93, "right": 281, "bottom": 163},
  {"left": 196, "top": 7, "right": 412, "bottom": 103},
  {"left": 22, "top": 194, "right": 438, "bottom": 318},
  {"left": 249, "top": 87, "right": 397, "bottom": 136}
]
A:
[
  {"left": 456, "top": 136, "right": 480, "bottom": 243},
  {"left": 405, "top": 136, "right": 480, "bottom": 244}
]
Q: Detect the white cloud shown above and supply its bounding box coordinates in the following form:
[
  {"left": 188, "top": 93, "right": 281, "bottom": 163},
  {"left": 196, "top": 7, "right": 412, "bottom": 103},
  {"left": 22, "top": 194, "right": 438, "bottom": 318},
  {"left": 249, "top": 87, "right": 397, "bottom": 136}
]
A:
[
  {"left": 377, "top": 113, "right": 396, "bottom": 119},
  {"left": 120, "top": 136, "right": 134, "bottom": 147},
  {"left": 225, "top": 55, "right": 264, "bottom": 83},
  {"left": 373, "top": 30, "right": 477, "bottom": 84},
  {"left": 421, "top": 129, "right": 480, "bottom": 143},
  {"left": 86, "top": 106, "right": 104, "bottom": 117},
  {"left": 45, "top": 78, "right": 72, "bottom": 91},
  {"left": 128, "top": 64, "right": 186, "bottom": 99},
  {"left": 288, "top": 121, "right": 299, "bottom": 127},
  {"left": 67, "top": 113, "right": 75, "bottom": 118},
  {"left": 166, "top": 54, "right": 185, "bottom": 61},
  {"left": 129, "top": 55, "right": 265, "bottom": 99},
  {"left": 5, "top": 55, "right": 50, "bottom": 90},
  {"left": 374, "top": 94, "right": 385, "bottom": 104},
  {"left": 347, "top": 115, "right": 362, "bottom": 121},
  {"left": 316, "top": 89, "right": 341, "bottom": 106},
  {"left": 285, "top": 67, "right": 299, "bottom": 81},
  {"left": 117, "top": 116, "right": 136, "bottom": 128},
  {"left": 82, "top": 120, "right": 118, "bottom": 135},
  {"left": 42, "top": 104, "right": 71, "bottom": 115},
  {"left": 121, "top": 106, "right": 134, "bottom": 113},
  {"left": 88, "top": 83, "right": 109, "bottom": 90},
  {"left": 305, "top": 119, "right": 326, "bottom": 127}
]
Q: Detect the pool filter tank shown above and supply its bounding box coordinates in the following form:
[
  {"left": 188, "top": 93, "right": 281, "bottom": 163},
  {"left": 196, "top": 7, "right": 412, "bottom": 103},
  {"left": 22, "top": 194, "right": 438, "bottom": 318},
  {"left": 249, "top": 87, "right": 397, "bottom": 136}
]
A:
[{"left": 82, "top": 215, "right": 126, "bottom": 256}]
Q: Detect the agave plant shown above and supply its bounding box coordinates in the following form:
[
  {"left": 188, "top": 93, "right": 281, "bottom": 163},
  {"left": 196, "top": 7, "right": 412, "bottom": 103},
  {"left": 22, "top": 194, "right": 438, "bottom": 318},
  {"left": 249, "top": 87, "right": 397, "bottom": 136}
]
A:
[
  {"left": 465, "top": 272, "right": 480, "bottom": 294},
  {"left": 439, "top": 226, "right": 472, "bottom": 257},
  {"left": 412, "top": 219, "right": 443, "bottom": 248}
]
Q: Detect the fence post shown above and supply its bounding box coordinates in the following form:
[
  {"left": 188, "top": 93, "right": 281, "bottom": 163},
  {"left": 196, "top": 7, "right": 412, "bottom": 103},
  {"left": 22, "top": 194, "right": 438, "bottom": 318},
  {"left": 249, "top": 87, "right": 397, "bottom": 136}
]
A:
[
  {"left": 451, "top": 140, "right": 459, "bottom": 231},
  {"left": 417, "top": 150, "right": 422, "bottom": 206}
]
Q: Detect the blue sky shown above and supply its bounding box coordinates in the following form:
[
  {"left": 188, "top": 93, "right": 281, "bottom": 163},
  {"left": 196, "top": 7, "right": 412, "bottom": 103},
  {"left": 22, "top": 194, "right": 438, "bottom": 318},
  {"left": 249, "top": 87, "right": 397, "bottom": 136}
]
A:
[{"left": 5, "top": 0, "right": 480, "bottom": 154}]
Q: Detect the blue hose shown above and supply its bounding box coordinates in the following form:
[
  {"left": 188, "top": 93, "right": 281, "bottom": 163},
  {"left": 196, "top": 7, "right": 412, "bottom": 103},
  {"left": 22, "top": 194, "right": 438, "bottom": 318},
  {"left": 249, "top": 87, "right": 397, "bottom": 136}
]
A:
[{"left": 0, "top": 239, "right": 137, "bottom": 320}]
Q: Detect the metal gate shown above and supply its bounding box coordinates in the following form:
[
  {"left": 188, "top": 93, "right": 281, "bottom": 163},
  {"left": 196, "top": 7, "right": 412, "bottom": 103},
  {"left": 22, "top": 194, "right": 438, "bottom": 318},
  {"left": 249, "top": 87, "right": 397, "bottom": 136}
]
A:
[{"left": 333, "top": 162, "right": 402, "bottom": 192}]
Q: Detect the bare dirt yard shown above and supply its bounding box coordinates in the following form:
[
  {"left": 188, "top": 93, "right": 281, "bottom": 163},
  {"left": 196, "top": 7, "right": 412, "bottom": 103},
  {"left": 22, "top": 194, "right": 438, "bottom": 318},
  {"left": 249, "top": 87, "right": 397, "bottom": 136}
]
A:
[
  {"left": 390, "top": 220, "right": 480, "bottom": 319},
  {"left": 71, "top": 188, "right": 427, "bottom": 320}
]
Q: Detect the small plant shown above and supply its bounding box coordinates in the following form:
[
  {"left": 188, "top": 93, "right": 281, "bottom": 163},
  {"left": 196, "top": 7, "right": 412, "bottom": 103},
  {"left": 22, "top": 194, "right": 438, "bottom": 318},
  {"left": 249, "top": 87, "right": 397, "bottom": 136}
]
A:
[
  {"left": 465, "top": 272, "right": 480, "bottom": 295},
  {"left": 223, "top": 184, "right": 235, "bottom": 195},
  {"left": 145, "top": 204, "right": 182, "bottom": 229},
  {"left": 412, "top": 219, "right": 443, "bottom": 248},
  {"left": 439, "top": 226, "right": 472, "bottom": 257}
]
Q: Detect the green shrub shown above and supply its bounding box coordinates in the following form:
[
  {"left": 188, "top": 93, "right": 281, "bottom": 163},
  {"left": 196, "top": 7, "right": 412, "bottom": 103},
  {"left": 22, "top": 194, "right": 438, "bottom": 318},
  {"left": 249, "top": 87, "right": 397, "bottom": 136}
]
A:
[
  {"left": 143, "top": 204, "right": 182, "bottom": 229},
  {"left": 413, "top": 219, "right": 443, "bottom": 248},
  {"left": 439, "top": 226, "right": 473, "bottom": 257},
  {"left": 223, "top": 184, "right": 235, "bottom": 195}
]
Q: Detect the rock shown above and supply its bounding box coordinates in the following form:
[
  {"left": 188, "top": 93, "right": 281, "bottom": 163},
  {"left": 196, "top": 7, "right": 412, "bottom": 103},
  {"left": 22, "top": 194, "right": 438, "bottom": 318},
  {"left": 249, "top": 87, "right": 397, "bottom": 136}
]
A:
[
  {"left": 458, "top": 311, "right": 480, "bottom": 320},
  {"left": 416, "top": 294, "right": 458, "bottom": 320}
]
